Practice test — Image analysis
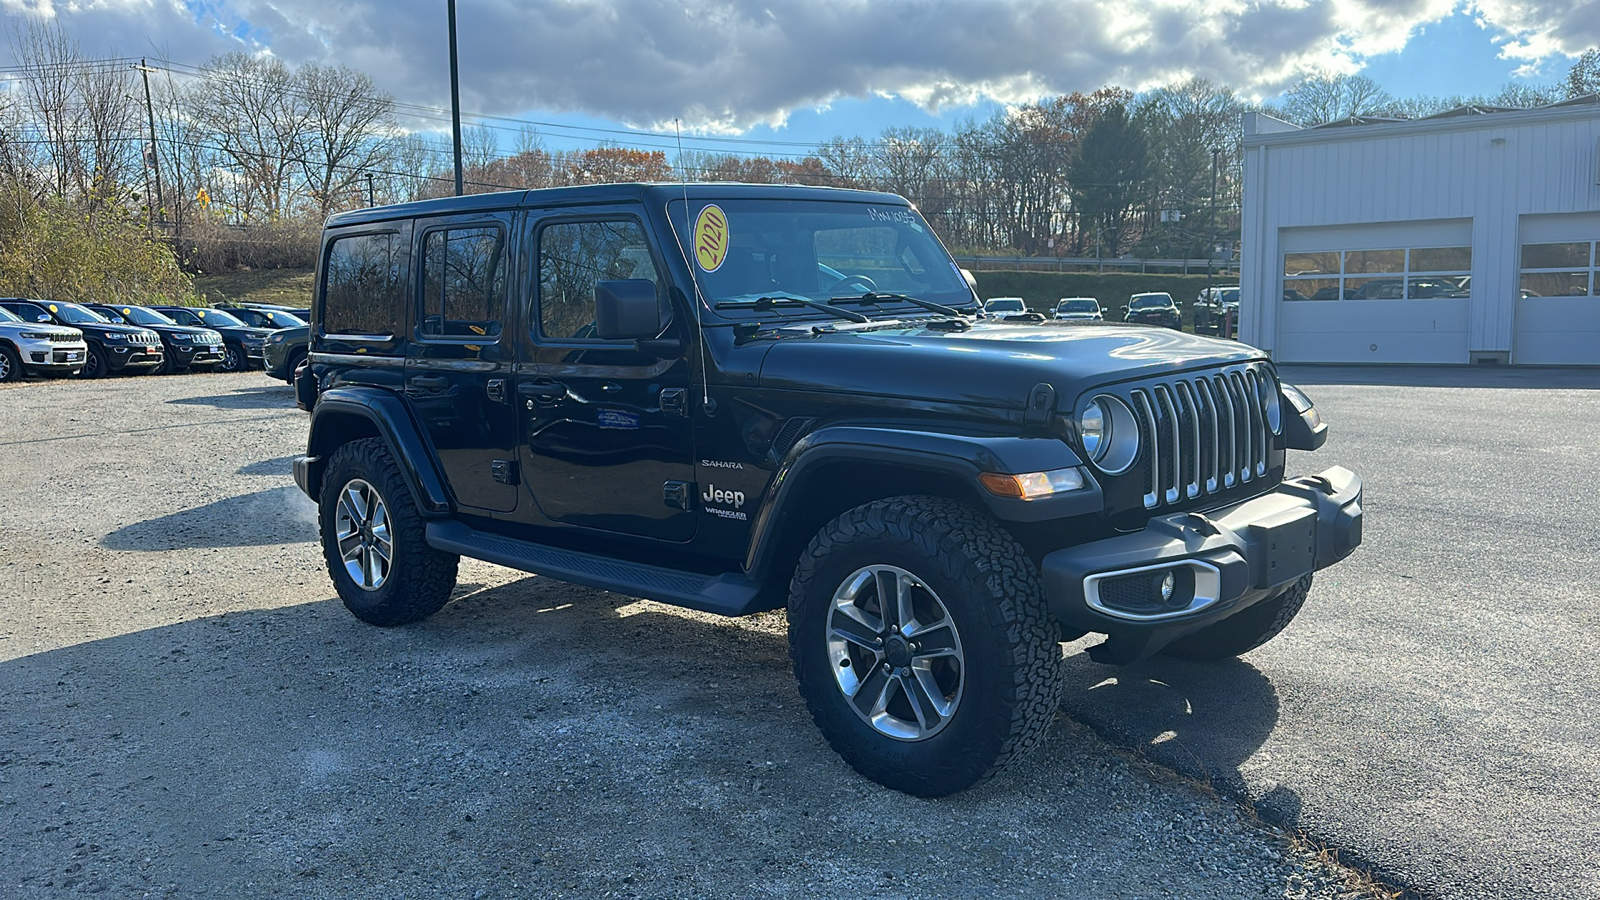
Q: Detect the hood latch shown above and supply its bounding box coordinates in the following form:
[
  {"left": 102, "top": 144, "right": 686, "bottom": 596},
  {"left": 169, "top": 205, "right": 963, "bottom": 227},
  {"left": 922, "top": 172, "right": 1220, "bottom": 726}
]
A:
[{"left": 1023, "top": 382, "right": 1057, "bottom": 433}]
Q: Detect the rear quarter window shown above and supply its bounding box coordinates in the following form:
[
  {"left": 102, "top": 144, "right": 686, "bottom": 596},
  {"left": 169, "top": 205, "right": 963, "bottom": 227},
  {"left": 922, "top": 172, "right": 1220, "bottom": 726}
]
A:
[{"left": 322, "top": 231, "right": 403, "bottom": 337}]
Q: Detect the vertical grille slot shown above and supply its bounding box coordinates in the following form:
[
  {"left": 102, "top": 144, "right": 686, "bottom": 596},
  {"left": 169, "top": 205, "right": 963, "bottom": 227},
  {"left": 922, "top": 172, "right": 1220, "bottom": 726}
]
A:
[
  {"left": 1132, "top": 364, "right": 1274, "bottom": 511},
  {"left": 1131, "top": 389, "right": 1160, "bottom": 509}
]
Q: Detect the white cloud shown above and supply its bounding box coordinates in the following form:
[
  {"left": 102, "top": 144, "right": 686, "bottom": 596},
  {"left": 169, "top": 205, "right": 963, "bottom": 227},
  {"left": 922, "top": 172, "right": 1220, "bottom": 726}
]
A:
[{"left": 0, "top": 0, "right": 1593, "bottom": 133}]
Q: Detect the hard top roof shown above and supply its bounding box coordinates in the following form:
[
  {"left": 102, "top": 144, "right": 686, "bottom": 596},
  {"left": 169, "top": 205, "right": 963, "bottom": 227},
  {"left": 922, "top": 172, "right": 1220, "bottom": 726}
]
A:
[{"left": 324, "top": 182, "right": 912, "bottom": 229}]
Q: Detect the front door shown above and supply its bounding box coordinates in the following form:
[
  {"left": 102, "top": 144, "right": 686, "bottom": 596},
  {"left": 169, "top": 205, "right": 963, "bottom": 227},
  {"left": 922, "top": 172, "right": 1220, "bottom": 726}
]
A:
[
  {"left": 517, "top": 211, "right": 696, "bottom": 542},
  {"left": 404, "top": 212, "right": 519, "bottom": 513}
]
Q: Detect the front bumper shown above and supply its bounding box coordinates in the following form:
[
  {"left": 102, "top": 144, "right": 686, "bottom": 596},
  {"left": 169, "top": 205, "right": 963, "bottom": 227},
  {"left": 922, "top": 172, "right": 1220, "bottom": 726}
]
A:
[
  {"left": 1040, "top": 465, "right": 1362, "bottom": 663},
  {"left": 170, "top": 343, "right": 226, "bottom": 368},
  {"left": 18, "top": 338, "right": 87, "bottom": 372},
  {"left": 104, "top": 344, "right": 164, "bottom": 371}
]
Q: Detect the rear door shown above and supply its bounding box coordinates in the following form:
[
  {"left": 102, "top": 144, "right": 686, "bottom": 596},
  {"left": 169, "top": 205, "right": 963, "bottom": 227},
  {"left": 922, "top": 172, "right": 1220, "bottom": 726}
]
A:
[
  {"left": 516, "top": 209, "right": 696, "bottom": 541},
  {"left": 405, "top": 211, "right": 519, "bottom": 514}
]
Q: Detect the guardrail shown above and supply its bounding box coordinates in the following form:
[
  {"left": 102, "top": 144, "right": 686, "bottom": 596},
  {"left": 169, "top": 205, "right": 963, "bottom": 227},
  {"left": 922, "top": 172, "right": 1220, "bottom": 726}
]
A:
[{"left": 954, "top": 255, "right": 1240, "bottom": 275}]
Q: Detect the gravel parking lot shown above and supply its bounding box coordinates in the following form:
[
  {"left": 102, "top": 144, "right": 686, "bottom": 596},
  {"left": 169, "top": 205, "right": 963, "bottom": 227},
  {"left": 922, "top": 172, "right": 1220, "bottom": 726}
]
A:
[{"left": 0, "top": 372, "right": 1381, "bottom": 899}]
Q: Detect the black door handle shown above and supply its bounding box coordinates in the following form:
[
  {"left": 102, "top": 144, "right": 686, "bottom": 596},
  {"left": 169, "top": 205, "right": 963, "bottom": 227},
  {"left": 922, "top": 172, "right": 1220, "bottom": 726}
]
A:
[
  {"left": 517, "top": 380, "right": 567, "bottom": 402},
  {"left": 409, "top": 374, "right": 449, "bottom": 389}
]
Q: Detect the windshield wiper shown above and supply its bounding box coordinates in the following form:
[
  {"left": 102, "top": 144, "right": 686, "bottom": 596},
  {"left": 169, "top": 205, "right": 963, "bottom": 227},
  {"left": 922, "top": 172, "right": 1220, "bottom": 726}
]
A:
[
  {"left": 715, "top": 295, "right": 870, "bottom": 324},
  {"left": 829, "top": 292, "right": 971, "bottom": 318}
]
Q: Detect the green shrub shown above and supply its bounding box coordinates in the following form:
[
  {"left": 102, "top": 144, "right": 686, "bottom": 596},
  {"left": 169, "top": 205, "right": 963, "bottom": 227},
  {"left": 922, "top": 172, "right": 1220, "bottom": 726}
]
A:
[{"left": 0, "top": 183, "right": 201, "bottom": 306}]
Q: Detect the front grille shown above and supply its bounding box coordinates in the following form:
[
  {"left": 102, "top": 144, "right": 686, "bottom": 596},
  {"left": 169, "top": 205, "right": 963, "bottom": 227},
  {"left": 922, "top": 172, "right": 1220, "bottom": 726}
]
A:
[
  {"left": 133, "top": 333, "right": 161, "bottom": 346},
  {"left": 1128, "top": 364, "right": 1275, "bottom": 510},
  {"left": 45, "top": 333, "right": 79, "bottom": 343}
]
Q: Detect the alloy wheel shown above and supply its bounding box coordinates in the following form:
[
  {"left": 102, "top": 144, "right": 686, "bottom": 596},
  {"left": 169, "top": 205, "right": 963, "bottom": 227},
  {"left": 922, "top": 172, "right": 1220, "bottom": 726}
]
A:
[
  {"left": 826, "top": 564, "right": 966, "bottom": 741},
  {"left": 334, "top": 478, "right": 393, "bottom": 591},
  {"left": 0, "top": 352, "right": 12, "bottom": 381}
]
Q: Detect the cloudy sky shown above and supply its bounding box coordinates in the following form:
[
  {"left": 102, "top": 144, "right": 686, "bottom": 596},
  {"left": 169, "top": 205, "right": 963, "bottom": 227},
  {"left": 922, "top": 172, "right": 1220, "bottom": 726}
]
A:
[{"left": 2, "top": 0, "right": 1596, "bottom": 151}]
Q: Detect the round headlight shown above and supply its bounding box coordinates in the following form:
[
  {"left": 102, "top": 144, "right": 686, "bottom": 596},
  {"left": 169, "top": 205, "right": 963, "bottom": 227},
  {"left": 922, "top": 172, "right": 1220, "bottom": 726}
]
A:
[
  {"left": 1079, "top": 400, "right": 1107, "bottom": 460},
  {"left": 1079, "top": 395, "right": 1140, "bottom": 474}
]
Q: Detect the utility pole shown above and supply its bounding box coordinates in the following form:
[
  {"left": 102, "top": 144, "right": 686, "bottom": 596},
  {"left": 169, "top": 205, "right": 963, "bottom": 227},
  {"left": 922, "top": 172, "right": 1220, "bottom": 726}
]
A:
[
  {"left": 133, "top": 60, "right": 165, "bottom": 231},
  {"left": 448, "top": 0, "right": 464, "bottom": 196},
  {"left": 366, "top": 172, "right": 375, "bottom": 207},
  {"left": 1205, "top": 147, "right": 1221, "bottom": 296}
]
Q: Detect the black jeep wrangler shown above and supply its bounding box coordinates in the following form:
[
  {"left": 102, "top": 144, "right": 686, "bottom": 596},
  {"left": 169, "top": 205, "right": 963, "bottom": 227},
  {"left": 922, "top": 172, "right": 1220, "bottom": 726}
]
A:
[{"left": 293, "top": 184, "right": 1362, "bottom": 797}]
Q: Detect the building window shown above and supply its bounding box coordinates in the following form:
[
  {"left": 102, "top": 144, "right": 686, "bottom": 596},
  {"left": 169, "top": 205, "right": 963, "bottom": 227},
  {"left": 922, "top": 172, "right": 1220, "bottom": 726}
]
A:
[
  {"left": 1283, "top": 247, "right": 1471, "bottom": 301},
  {"left": 1519, "top": 241, "right": 1596, "bottom": 297}
]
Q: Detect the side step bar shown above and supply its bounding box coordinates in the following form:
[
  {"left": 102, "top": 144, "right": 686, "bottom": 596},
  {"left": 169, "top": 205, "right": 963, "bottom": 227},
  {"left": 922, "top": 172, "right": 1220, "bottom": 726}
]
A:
[{"left": 424, "top": 520, "right": 770, "bottom": 617}]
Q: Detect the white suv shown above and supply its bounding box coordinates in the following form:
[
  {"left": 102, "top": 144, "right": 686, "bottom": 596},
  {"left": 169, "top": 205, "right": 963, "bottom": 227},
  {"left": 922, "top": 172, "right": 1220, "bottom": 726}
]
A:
[{"left": 0, "top": 305, "right": 87, "bottom": 381}]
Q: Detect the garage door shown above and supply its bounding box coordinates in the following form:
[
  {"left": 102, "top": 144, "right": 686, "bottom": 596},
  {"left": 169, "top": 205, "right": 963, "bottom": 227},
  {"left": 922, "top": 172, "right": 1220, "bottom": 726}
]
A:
[
  {"left": 1276, "top": 220, "right": 1472, "bottom": 364},
  {"left": 1513, "top": 215, "right": 1600, "bottom": 365}
]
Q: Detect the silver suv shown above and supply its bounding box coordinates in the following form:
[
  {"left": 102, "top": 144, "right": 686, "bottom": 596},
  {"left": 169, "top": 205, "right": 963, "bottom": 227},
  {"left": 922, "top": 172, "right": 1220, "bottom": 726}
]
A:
[{"left": 0, "top": 305, "right": 87, "bottom": 381}]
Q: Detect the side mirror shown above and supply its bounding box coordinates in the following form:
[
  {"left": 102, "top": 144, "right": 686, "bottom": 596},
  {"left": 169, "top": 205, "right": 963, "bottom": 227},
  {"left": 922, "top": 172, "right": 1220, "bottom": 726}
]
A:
[
  {"left": 595, "top": 279, "right": 668, "bottom": 341},
  {"left": 36, "top": 314, "right": 50, "bottom": 323}
]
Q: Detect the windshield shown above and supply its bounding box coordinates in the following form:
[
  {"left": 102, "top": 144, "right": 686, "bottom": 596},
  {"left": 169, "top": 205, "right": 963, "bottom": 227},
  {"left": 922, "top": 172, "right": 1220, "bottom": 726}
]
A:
[
  {"left": 667, "top": 198, "right": 974, "bottom": 321},
  {"left": 116, "top": 306, "right": 177, "bottom": 326},
  {"left": 260, "top": 310, "right": 306, "bottom": 327},
  {"left": 1130, "top": 294, "right": 1171, "bottom": 310},
  {"left": 1218, "top": 288, "right": 1239, "bottom": 304},
  {"left": 1057, "top": 300, "right": 1098, "bottom": 312},
  {"left": 0, "top": 307, "right": 19, "bottom": 324},
  {"left": 188, "top": 308, "right": 245, "bottom": 327},
  {"left": 50, "top": 303, "right": 110, "bottom": 325},
  {"left": 985, "top": 298, "right": 1025, "bottom": 312}
]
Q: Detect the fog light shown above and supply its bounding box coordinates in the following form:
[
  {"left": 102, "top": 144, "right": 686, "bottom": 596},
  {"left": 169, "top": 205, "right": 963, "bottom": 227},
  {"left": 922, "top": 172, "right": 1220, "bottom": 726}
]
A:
[{"left": 1159, "top": 571, "right": 1176, "bottom": 602}]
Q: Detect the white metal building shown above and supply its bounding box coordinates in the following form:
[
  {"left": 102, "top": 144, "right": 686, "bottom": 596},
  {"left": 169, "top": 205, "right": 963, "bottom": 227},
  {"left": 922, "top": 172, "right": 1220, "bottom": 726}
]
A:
[{"left": 1239, "top": 97, "right": 1600, "bottom": 365}]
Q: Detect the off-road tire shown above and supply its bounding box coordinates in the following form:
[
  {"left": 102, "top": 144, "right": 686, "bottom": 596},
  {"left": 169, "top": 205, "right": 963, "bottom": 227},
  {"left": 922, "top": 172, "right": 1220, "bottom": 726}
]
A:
[
  {"left": 1163, "top": 573, "right": 1313, "bottom": 661},
  {"left": 788, "top": 496, "right": 1063, "bottom": 797},
  {"left": 0, "top": 344, "right": 21, "bottom": 382},
  {"left": 76, "top": 344, "right": 106, "bottom": 379},
  {"left": 319, "top": 438, "right": 458, "bottom": 626}
]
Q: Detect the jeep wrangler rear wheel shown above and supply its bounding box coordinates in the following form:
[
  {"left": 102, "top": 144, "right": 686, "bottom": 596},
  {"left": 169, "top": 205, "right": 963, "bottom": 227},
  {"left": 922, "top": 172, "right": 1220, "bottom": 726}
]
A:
[
  {"left": 1162, "top": 573, "right": 1313, "bottom": 661},
  {"left": 788, "top": 496, "right": 1063, "bottom": 797},
  {"left": 319, "top": 438, "right": 458, "bottom": 626}
]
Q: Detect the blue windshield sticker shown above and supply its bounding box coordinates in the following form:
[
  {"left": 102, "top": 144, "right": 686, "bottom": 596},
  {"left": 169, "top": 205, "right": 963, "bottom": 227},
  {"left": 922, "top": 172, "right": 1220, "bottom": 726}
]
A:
[{"left": 597, "top": 409, "right": 640, "bottom": 430}]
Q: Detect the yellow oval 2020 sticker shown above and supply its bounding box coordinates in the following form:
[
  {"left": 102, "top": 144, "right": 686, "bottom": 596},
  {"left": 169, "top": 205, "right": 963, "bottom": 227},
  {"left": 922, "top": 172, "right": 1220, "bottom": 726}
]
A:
[{"left": 694, "top": 205, "right": 729, "bottom": 273}]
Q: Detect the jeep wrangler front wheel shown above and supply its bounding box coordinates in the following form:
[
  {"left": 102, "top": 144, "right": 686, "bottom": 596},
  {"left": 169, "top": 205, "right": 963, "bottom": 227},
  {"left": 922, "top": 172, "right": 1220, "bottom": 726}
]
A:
[
  {"left": 319, "top": 438, "right": 459, "bottom": 626},
  {"left": 788, "top": 496, "right": 1063, "bottom": 797}
]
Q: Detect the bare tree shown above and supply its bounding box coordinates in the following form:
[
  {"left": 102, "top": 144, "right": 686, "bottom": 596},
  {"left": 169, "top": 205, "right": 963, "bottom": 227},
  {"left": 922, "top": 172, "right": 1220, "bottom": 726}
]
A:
[
  {"left": 9, "top": 20, "right": 87, "bottom": 200},
  {"left": 189, "top": 53, "right": 308, "bottom": 221},
  {"left": 1278, "top": 73, "right": 1396, "bottom": 126},
  {"left": 1564, "top": 49, "right": 1600, "bottom": 99},
  {"left": 297, "top": 63, "right": 397, "bottom": 220}
]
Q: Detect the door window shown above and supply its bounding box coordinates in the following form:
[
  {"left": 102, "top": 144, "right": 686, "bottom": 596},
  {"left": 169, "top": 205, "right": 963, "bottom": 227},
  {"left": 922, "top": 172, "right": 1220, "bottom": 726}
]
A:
[
  {"left": 537, "top": 219, "right": 660, "bottom": 342},
  {"left": 419, "top": 225, "right": 507, "bottom": 340}
]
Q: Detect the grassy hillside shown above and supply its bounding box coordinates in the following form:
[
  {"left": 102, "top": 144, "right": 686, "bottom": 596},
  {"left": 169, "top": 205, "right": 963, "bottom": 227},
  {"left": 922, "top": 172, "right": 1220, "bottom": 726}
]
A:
[{"left": 194, "top": 268, "right": 316, "bottom": 308}]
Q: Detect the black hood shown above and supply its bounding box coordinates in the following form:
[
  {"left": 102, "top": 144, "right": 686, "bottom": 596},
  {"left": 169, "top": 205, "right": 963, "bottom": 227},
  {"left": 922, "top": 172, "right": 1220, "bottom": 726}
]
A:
[{"left": 757, "top": 320, "right": 1263, "bottom": 410}]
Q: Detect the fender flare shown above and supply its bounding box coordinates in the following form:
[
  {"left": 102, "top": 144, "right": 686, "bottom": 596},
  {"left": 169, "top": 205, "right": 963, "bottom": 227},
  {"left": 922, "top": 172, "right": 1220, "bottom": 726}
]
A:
[
  {"left": 743, "top": 425, "right": 1100, "bottom": 578},
  {"left": 302, "top": 387, "right": 454, "bottom": 515}
]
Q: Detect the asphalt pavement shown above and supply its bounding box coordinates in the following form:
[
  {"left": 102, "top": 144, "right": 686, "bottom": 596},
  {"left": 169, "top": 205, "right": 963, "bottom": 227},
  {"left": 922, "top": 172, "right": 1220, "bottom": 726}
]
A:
[{"left": 1061, "top": 364, "right": 1600, "bottom": 899}]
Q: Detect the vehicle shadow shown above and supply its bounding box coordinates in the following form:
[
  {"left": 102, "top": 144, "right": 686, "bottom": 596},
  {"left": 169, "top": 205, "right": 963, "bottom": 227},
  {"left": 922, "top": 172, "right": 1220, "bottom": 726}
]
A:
[
  {"left": 1276, "top": 363, "right": 1600, "bottom": 390},
  {"left": 0, "top": 578, "right": 1308, "bottom": 899},
  {"left": 167, "top": 384, "right": 296, "bottom": 410},
  {"left": 101, "top": 485, "right": 316, "bottom": 550},
  {"left": 1057, "top": 647, "right": 1299, "bottom": 824}
]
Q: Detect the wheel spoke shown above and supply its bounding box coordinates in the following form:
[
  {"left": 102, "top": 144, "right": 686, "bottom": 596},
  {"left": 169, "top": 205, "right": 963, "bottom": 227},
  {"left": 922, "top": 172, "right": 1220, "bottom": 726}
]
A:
[
  {"left": 874, "top": 569, "right": 903, "bottom": 628},
  {"left": 829, "top": 609, "right": 882, "bottom": 652},
  {"left": 339, "top": 532, "right": 364, "bottom": 562},
  {"left": 342, "top": 486, "right": 368, "bottom": 525},
  {"left": 897, "top": 670, "right": 939, "bottom": 732},
  {"left": 910, "top": 664, "right": 955, "bottom": 719},
  {"left": 908, "top": 622, "right": 959, "bottom": 659},
  {"left": 849, "top": 665, "right": 893, "bottom": 718}
]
